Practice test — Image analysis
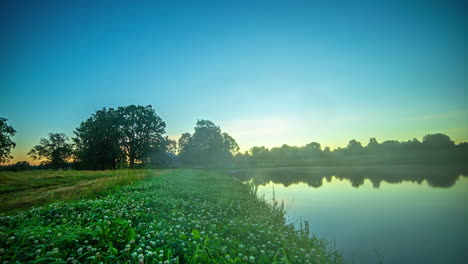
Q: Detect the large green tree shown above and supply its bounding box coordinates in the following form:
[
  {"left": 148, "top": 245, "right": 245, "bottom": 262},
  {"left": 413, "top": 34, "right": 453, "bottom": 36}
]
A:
[
  {"left": 178, "top": 120, "right": 239, "bottom": 167},
  {"left": 74, "top": 108, "right": 123, "bottom": 170},
  {"left": 28, "top": 133, "right": 73, "bottom": 170},
  {"left": 73, "top": 105, "right": 166, "bottom": 169},
  {"left": 117, "top": 105, "right": 166, "bottom": 168},
  {"left": 0, "top": 117, "right": 16, "bottom": 164}
]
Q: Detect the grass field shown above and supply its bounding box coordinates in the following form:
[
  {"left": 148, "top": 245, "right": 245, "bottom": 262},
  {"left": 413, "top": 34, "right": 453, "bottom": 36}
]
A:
[
  {"left": 0, "top": 170, "right": 165, "bottom": 213},
  {"left": 0, "top": 169, "right": 342, "bottom": 263}
]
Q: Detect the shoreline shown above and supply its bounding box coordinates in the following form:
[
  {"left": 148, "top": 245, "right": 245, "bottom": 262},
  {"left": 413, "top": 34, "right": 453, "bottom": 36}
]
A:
[{"left": 0, "top": 169, "right": 342, "bottom": 263}]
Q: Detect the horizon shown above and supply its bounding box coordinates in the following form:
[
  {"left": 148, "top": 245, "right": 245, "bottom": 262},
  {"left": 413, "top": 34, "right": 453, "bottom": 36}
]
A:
[
  {"left": 1, "top": 0, "right": 467, "bottom": 164},
  {"left": 3, "top": 121, "right": 466, "bottom": 165}
]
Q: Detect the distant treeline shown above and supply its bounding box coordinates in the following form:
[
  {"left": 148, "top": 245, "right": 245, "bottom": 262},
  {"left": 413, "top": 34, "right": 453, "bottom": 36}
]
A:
[
  {"left": 233, "top": 134, "right": 468, "bottom": 167},
  {"left": 0, "top": 161, "right": 46, "bottom": 172},
  {"left": 1, "top": 105, "right": 467, "bottom": 171}
]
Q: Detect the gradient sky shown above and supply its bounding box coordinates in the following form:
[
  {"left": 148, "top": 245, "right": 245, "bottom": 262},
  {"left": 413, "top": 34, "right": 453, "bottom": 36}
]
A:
[{"left": 1, "top": 0, "right": 467, "bottom": 163}]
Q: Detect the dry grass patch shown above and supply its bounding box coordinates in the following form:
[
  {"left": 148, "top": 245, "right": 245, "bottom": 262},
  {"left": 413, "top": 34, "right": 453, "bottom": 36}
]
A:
[{"left": 0, "top": 169, "right": 171, "bottom": 213}]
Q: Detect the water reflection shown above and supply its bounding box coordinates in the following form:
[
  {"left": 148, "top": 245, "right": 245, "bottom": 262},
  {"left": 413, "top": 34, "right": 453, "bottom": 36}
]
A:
[{"left": 230, "top": 165, "right": 468, "bottom": 188}]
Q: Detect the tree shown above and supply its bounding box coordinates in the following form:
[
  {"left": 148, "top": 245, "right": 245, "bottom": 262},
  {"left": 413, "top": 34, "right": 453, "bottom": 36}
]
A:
[
  {"left": 117, "top": 105, "right": 166, "bottom": 168},
  {"left": 73, "top": 105, "right": 167, "bottom": 169},
  {"left": 249, "top": 146, "right": 269, "bottom": 164},
  {"left": 8, "top": 161, "right": 31, "bottom": 171},
  {"left": 380, "top": 140, "right": 401, "bottom": 152},
  {"left": 367, "top": 137, "right": 379, "bottom": 150},
  {"left": 145, "top": 137, "right": 179, "bottom": 168},
  {"left": 234, "top": 151, "right": 252, "bottom": 167},
  {"left": 28, "top": 133, "right": 73, "bottom": 170},
  {"left": 276, "top": 144, "right": 299, "bottom": 161},
  {"left": 0, "top": 117, "right": 16, "bottom": 164},
  {"left": 178, "top": 120, "right": 239, "bottom": 167},
  {"left": 74, "top": 108, "right": 123, "bottom": 170},
  {"left": 402, "top": 138, "right": 421, "bottom": 151},
  {"left": 304, "top": 142, "right": 322, "bottom": 158},
  {"left": 164, "top": 137, "right": 178, "bottom": 154},
  {"left": 346, "top": 139, "right": 363, "bottom": 154},
  {"left": 222, "top": 132, "right": 240, "bottom": 155},
  {"left": 305, "top": 142, "right": 321, "bottom": 152},
  {"left": 423, "top": 133, "right": 455, "bottom": 148},
  {"left": 178, "top": 133, "right": 192, "bottom": 155}
]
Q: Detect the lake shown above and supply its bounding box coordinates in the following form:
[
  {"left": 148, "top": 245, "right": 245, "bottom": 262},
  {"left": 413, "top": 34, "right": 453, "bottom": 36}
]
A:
[{"left": 230, "top": 165, "right": 468, "bottom": 264}]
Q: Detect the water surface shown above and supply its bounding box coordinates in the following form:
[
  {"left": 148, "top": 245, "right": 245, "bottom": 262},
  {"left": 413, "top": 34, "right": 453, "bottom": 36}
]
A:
[{"left": 231, "top": 165, "right": 468, "bottom": 264}]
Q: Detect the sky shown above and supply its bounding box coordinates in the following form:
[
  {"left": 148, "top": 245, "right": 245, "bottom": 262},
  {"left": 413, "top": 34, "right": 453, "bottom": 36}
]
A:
[{"left": 1, "top": 0, "right": 467, "bottom": 163}]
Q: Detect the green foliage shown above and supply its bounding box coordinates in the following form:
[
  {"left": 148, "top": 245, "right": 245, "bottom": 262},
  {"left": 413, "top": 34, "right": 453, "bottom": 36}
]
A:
[
  {"left": 28, "top": 133, "right": 73, "bottom": 170},
  {"left": 0, "top": 117, "right": 16, "bottom": 164},
  {"left": 117, "top": 105, "right": 166, "bottom": 168},
  {"left": 346, "top": 139, "right": 363, "bottom": 154},
  {"left": 74, "top": 107, "right": 123, "bottom": 170},
  {"left": 179, "top": 120, "right": 239, "bottom": 167},
  {"left": 191, "top": 229, "right": 201, "bottom": 240},
  {"left": 73, "top": 105, "right": 167, "bottom": 169},
  {"left": 178, "top": 133, "right": 192, "bottom": 154},
  {"left": 0, "top": 170, "right": 342, "bottom": 263},
  {"left": 165, "top": 137, "right": 178, "bottom": 154}
]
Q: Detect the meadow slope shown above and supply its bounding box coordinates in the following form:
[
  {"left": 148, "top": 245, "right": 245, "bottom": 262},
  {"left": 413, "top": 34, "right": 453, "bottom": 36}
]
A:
[{"left": 0, "top": 169, "right": 341, "bottom": 263}]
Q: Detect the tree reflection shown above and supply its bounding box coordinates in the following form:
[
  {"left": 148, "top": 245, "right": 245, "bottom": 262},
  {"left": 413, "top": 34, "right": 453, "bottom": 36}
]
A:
[{"left": 229, "top": 165, "right": 468, "bottom": 189}]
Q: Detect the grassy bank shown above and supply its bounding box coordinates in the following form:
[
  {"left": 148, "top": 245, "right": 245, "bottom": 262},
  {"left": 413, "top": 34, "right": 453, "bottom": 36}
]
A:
[
  {"left": 0, "top": 170, "right": 164, "bottom": 213},
  {"left": 0, "top": 169, "right": 341, "bottom": 263}
]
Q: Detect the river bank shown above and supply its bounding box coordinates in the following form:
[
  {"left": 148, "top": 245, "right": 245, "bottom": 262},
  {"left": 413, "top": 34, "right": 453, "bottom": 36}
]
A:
[{"left": 0, "top": 169, "right": 342, "bottom": 263}]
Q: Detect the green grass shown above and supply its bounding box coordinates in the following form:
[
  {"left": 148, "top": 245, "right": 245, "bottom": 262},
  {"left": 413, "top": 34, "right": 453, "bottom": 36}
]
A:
[
  {"left": 0, "top": 170, "right": 167, "bottom": 213},
  {"left": 0, "top": 170, "right": 116, "bottom": 193},
  {"left": 0, "top": 169, "right": 342, "bottom": 263}
]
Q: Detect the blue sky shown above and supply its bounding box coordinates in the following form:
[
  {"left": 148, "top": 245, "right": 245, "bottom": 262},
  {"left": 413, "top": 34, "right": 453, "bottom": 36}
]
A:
[{"left": 1, "top": 0, "right": 467, "bottom": 162}]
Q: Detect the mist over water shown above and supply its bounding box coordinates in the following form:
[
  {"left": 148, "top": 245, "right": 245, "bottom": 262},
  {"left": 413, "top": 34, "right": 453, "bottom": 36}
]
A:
[{"left": 230, "top": 165, "right": 468, "bottom": 264}]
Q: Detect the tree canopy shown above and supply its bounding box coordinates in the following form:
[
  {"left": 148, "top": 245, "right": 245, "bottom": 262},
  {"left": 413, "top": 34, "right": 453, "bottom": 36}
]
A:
[
  {"left": 28, "top": 133, "right": 73, "bottom": 170},
  {"left": 74, "top": 108, "right": 123, "bottom": 170},
  {"left": 178, "top": 120, "right": 239, "bottom": 167},
  {"left": 73, "top": 105, "right": 167, "bottom": 169},
  {"left": 0, "top": 117, "right": 16, "bottom": 164},
  {"left": 423, "top": 133, "right": 455, "bottom": 148},
  {"left": 117, "top": 105, "right": 166, "bottom": 168}
]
